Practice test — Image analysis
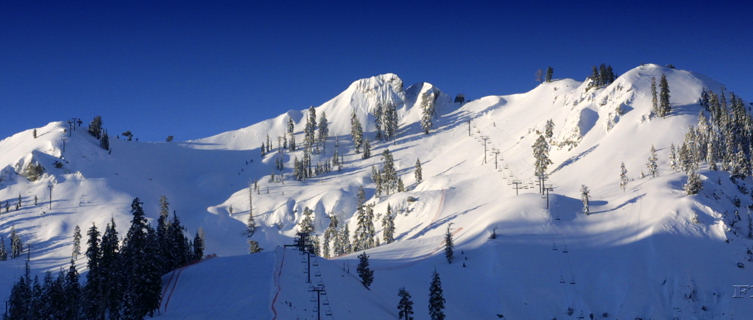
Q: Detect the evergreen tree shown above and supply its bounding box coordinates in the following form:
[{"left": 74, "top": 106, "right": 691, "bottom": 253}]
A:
[
  {"left": 589, "top": 66, "right": 600, "bottom": 88},
  {"left": 88, "top": 116, "right": 103, "bottom": 139},
  {"left": 120, "top": 198, "right": 162, "bottom": 319},
  {"left": 357, "top": 251, "right": 374, "bottom": 289},
  {"left": 532, "top": 135, "right": 552, "bottom": 178},
  {"left": 397, "top": 287, "right": 414, "bottom": 320},
  {"left": 64, "top": 259, "right": 81, "bottom": 319},
  {"left": 0, "top": 236, "right": 6, "bottom": 261},
  {"left": 685, "top": 168, "right": 703, "bottom": 195},
  {"left": 11, "top": 226, "right": 23, "bottom": 259},
  {"left": 669, "top": 143, "right": 679, "bottom": 171},
  {"left": 354, "top": 203, "right": 376, "bottom": 251},
  {"left": 414, "top": 158, "right": 423, "bottom": 184},
  {"left": 650, "top": 77, "right": 658, "bottom": 116},
  {"left": 100, "top": 131, "right": 110, "bottom": 151},
  {"left": 382, "top": 205, "right": 395, "bottom": 244},
  {"left": 619, "top": 162, "right": 629, "bottom": 191},
  {"left": 6, "top": 275, "right": 31, "bottom": 320},
  {"left": 374, "top": 102, "right": 384, "bottom": 140},
  {"left": 363, "top": 139, "right": 371, "bottom": 159},
  {"left": 732, "top": 144, "right": 749, "bottom": 178},
  {"left": 647, "top": 145, "right": 659, "bottom": 178},
  {"left": 383, "top": 103, "right": 399, "bottom": 140},
  {"left": 318, "top": 112, "right": 328, "bottom": 152},
  {"left": 545, "top": 119, "right": 554, "bottom": 139},
  {"left": 342, "top": 224, "right": 352, "bottom": 254},
  {"left": 351, "top": 112, "right": 364, "bottom": 153},
  {"left": 305, "top": 107, "right": 317, "bottom": 152},
  {"left": 100, "top": 219, "right": 122, "bottom": 319},
  {"left": 381, "top": 149, "right": 398, "bottom": 194},
  {"left": 545, "top": 66, "right": 554, "bottom": 82},
  {"left": 659, "top": 73, "right": 671, "bottom": 117},
  {"left": 299, "top": 207, "right": 315, "bottom": 234},
  {"left": 421, "top": 90, "right": 437, "bottom": 134},
  {"left": 323, "top": 215, "right": 338, "bottom": 258},
  {"left": 72, "top": 225, "right": 82, "bottom": 261},
  {"left": 83, "top": 223, "right": 103, "bottom": 319},
  {"left": 193, "top": 229, "right": 205, "bottom": 260},
  {"left": 428, "top": 270, "right": 445, "bottom": 320},
  {"left": 397, "top": 178, "right": 405, "bottom": 192},
  {"left": 444, "top": 225, "right": 454, "bottom": 264},
  {"left": 581, "top": 185, "right": 591, "bottom": 215}
]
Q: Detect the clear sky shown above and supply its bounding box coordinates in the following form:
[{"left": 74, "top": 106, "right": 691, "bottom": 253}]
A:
[{"left": 2, "top": 1, "right": 751, "bottom": 142}]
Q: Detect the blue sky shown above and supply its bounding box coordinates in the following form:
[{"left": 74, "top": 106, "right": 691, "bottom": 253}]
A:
[{"left": 1, "top": 1, "right": 751, "bottom": 141}]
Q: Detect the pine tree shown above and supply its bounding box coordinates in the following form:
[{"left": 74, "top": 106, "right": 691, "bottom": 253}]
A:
[
  {"left": 397, "top": 287, "right": 414, "bottom": 320},
  {"left": 121, "top": 198, "right": 162, "bottom": 319},
  {"left": 72, "top": 225, "right": 82, "bottom": 261},
  {"left": 88, "top": 116, "right": 103, "bottom": 139},
  {"left": 100, "top": 131, "right": 110, "bottom": 150},
  {"left": 33, "top": 128, "right": 37, "bottom": 139},
  {"left": 7, "top": 275, "right": 31, "bottom": 320},
  {"left": 545, "top": 66, "right": 553, "bottom": 82},
  {"left": 619, "top": 162, "right": 629, "bottom": 191},
  {"left": 374, "top": 102, "right": 384, "bottom": 140},
  {"left": 581, "top": 185, "right": 590, "bottom": 215},
  {"left": 0, "top": 237, "right": 6, "bottom": 261},
  {"left": 685, "top": 168, "right": 703, "bottom": 195},
  {"left": 428, "top": 270, "right": 445, "bottom": 320},
  {"left": 193, "top": 229, "right": 205, "bottom": 261},
  {"left": 64, "top": 259, "right": 81, "bottom": 319},
  {"left": 247, "top": 184, "right": 261, "bottom": 253},
  {"left": 414, "top": 158, "right": 423, "bottom": 184},
  {"left": 383, "top": 103, "right": 399, "bottom": 140},
  {"left": 397, "top": 178, "right": 405, "bottom": 192},
  {"left": 444, "top": 225, "right": 454, "bottom": 264},
  {"left": 382, "top": 205, "right": 395, "bottom": 244},
  {"left": 659, "top": 73, "right": 671, "bottom": 117},
  {"left": 532, "top": 135, "right": 552, "bottom": 178},
  {"left": 381, "top": 149, "right": 398, "bottom": 195},
  {"left": 11, "top": 226, "right": 23, "bottom": 259},
  {"left": 305, "top": 106, "right": 317, "bottom": 152},
  {"left": 318, "top": 112, "right": 328, "bottom": 152},
  {"left": 669, "top": 143, "right": 679, "bottom": 171},
  {"left": 299, "top": 207, "right": 315, "bottom": 234},
  {"left": 357, "top": 252, "right": 374, "bottom": 289},
  {"left": 100, "top": 219, "right": 122, "bottom": 318},
  {"left": 647, "top": 145, "right": 659, "bottom": 178},
  {"left": 544, "top": 119, "right": 554, "bottom": 139},
  {"left": 421, "top": 90, "right": 437, "bottom": 134},
  {"left": 83, "top": 223, "right": 103, "bottom": 319},
  {"left": 650, "top": 76, "right": 659, "bottom": 116},
  {"left": 354, "top": 202, "right": 376, "bottom": 251},
  {"left": 351, "top": 112, "right": 364, "bottom": 153},
  {"left": 363, "top": 139, "right": 371, "bottom": 159},
  {"left": 323, "top": 215, "right": 338, "bottom": 258}
]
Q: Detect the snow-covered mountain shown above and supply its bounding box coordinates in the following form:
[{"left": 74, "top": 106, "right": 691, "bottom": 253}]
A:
[{"left": 1, "top": 64, "right": 752, "bottom": 319}]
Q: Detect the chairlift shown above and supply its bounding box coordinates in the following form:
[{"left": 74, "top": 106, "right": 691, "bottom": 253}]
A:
[
  {"left": 569, "top": 276, "right": 576, "bottom": 285},
  {"left": 562, "top": 245, "right": 569, "bottom": 253}
]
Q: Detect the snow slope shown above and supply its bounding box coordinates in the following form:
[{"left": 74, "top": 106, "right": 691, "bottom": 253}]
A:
[{"left": 1, "top": 64, "right": 752, "bottom": 319}]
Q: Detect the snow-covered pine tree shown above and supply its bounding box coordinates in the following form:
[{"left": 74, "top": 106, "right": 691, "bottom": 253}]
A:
[
  {"left": 685, "top": 168, "right": 703, "bottom": 195},
  {"left": 581, "top": 185, "right": 590, "bottom": 215},
  {"left": 647, "top": 145, "right": 659, "bottom": 178},
  {"left": 532, "top": 135, "right": 552, "bottom": 179},
  {"left": 414, "top": 158, "right": 423, "bottom": 184},
  {"left": 421, "top": 90, "right": 436, "bottom": 134},
  {"left": 357, "top": 251, "right": 374, "bottom": 289},
  {"left": 397, "top": 178, "right": 405, "bottom": 192},
  {"left": 545, "top": 119, "right": 554, "bottom": 139},
  {"left": 381, "top": 149, "right": 398, "bottom": 194},
  {"left": 247, "top": 187, "right": 262, "bottom": 254},
  {"left": 397, "top": 287, "right": 414, "bottom": 320},
  {"left": 382, "top": 205, "right": 395, "bottom": 244},
  {"left": 428, "top": 270, "right": 445, "bottom": 320},
  {"left": 10, "top": 226, "right": 23, "bottom": 259},
  {"left": 659, "top": 73, "right": 671, "bottom": 117},
  {"left": 318, "top": 111, "right": 328, "bottom": 152},
  {"left": 323, "top": 215, "right": 338, "bottom": 258},
  {"left": 620, "top": 162, "right": 628, "bottom": 191},
  {"left": 299, "top": 207, "right": 315, "bottom": 235},
  {"left": 444, "top": 225, "right": 454, "bottom": 264},
  {"left": 72, "top": 225, "right": 81, "bottom": 261},
  {"left": 351, "top": 112, "right": 364, "bottom": 153},
  {"left": 651, "top": 77, "right": 658, "bottom": 116},
  {"left": 669, "top": 143, "right": 679, "bottom": 171},
  {"left": 731, "top": 144, "right": 749, "bottom": 178},
  {"left": 374, "top": 102, "right": 384, "bottom": 140},
  {"left": 305, "top": 106, "right": 317, "bottom": 152},
  {"left": 383, "top": 103, "right": 398, "bottom": 140}
]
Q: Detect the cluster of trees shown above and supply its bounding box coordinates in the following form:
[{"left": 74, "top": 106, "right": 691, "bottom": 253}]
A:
[
  {"left": 588, "top": 64, "right": 616, "bottom": 88},
  {"left": 373, "top": 101, "right": 399, "bottom": 141},
  {"left": 87, "top": 116, "right": 110, "bottom": 151},
  {"left": 372, "top": 149, "right": 405, "bottom": 196},
  {"left": 0, "top": 226, "right": 24, "bottom": 261},
  {"left": 670, "top": 89, "right": 751, "bottom": 194},
  {"left": 651, "top": 74, "right": 672, "bottom": 117},
  {"left": 5, "top": 197, "right": 204, "bottom": 319}
]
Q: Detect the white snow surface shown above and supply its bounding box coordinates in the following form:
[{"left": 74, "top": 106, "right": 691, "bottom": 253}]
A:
[{"left": 1, "top": 64, "right": 752, "bottom": 319}]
